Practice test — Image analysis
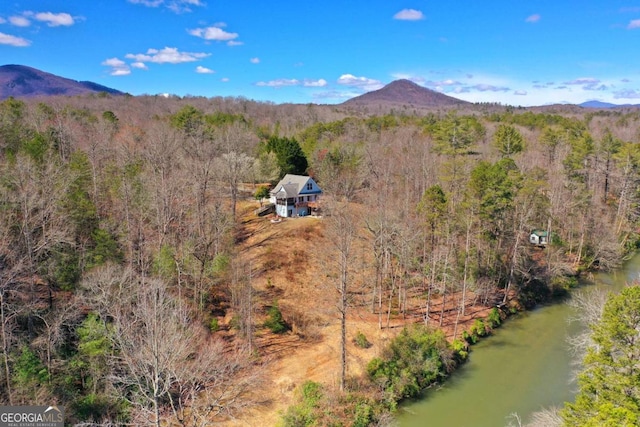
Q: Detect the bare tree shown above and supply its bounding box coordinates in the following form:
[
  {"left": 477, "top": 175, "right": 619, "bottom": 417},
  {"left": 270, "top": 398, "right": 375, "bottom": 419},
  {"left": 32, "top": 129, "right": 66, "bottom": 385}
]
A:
[
  {"left": 142, "top": 121, "right": 184, "bottom": 250},
  {"left": 81, "top": 265, "right": 256, "bottom": 426},
  {"left": 216, "top": 151, "right": 254, "bottom": 220},
  {"left": 229, "top": 258, "right": 255, "bottom": 351},
  {"left": 324, "top": 197, "right": 360, "bottom": 391},
  {"left": 171, "top": 340, "right": 259, "bottom": 426},
  {"left": 1, "top": 153, "right": 73, "bottom": 337}
]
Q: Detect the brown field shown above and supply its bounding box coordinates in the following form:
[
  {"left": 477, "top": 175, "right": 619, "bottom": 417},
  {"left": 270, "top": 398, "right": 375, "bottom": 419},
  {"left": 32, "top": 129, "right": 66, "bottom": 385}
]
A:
[{"left": 223, "top": 200, "right": 495, "bottom": 425}]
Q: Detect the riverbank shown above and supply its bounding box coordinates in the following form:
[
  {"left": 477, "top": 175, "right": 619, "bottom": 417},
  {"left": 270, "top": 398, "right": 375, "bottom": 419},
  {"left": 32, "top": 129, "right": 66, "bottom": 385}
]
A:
[{"left": 398, "top": 253, "right": 640, "bottom": 426}]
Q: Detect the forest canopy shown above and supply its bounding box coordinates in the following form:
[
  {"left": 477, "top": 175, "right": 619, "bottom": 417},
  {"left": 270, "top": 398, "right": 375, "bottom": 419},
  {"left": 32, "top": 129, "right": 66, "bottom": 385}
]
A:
[{"left": 0, "top": 94, "right": 639, "bottom": 425}]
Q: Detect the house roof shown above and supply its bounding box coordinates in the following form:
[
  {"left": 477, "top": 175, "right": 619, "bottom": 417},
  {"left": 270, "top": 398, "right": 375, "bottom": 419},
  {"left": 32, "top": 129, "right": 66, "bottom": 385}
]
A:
[
  {"left": 531, "top": 230, "right": 549, "bottom": 237},
  {"left": 271, "top": 174, "right": 321, "bottom": 198}
]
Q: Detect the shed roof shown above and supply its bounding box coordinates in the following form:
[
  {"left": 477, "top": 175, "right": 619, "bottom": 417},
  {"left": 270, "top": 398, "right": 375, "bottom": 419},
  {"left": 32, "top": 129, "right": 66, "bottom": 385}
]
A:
[{"left": 531, "top": 229, "right": 549, "bottom": 237}]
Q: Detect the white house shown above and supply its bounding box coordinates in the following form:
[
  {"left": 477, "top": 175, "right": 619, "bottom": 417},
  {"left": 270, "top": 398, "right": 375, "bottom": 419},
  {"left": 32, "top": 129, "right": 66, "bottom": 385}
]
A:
[{"left": 269, "top": 174, "right": 322, "bottom": 217}]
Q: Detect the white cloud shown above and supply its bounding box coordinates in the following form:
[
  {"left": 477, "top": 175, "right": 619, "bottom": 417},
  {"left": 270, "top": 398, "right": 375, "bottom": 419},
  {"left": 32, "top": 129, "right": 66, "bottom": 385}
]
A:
[
  {"left": 425, "top": 79, "right": 461, "bottom": 86},
  {"left": 472, "top": 83, "right": 510, "bottom": 92},
  {"left": 125, "top": 47, "right": 210, "bottom": 64},
  {"left": 0, "top": 32, "right": 31, "bottom": 46},
  {"left": 250, "top": 57, "right": 260, "bottom": 64},
  {"left": 393, "top": 9, "right": 425, "bottom": 21},
  {"left": 9, "top": 15, "right": 31, "bottom": 27},
  {"left": 167, "top": 0, "right": 203, "bottom": 13},
  {"left": 128, "top": 0, "right": 203, "bottom": 13},
  {"left": 514, "top": 90, "right": 528, "bottom": 96},
  {"left": 628, "top": 19, "right": 640, "bottom": 29},
  {"left": 110, "top": 69, "right": 131, "bottom": 76},
  {"left": 131, "top": 62, "right": 148, "bottom": 70},
  {"left": 525, "top": 14, "right": 541, "bottom": 23},
  {"left": 256, "top": 78, "right": 300, "bottom": 87},
  {"left": 189, "top": 25, "right": 238, "bottom": 41},
  {"left": 227, "top": 40, "right": 243, "bottom": 46},
  {"left": 34, "top": 12, "right": 75, "bottom": 27},
  {"left": 303, "top": 79, "right": 327, "bottom": 87},
  {"left": 196, "top": 65, "right": 215, "bottom": 74},
  {"left": 102, "top": 57, "right": 131, "bottom": 76},
  {"left": 564, "top": 77, "right": 599, "bottom": 85},
  {"left": 221, "top": 77, "right": 230, "bottom": 82},
  {"left": 563, "top": 77, "right": 607, "bottom": 90},
  {"left": 313, "top": 90, "right": 356, "bottom": 101},
  {"left": 337, "top": 74, "right": 383, "bottom": 91},
  {"left": 128, "top": 0, "right": 163, "bottom": 6},
  {"left": 255, "top": 78, "right": 327, "bottom": 88},
  {"left": 614, "top": 89, "right": 640, "bottom": 99}
]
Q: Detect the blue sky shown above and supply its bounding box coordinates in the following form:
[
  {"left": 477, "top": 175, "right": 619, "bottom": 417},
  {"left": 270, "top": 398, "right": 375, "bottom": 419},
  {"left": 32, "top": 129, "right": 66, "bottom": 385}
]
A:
[{"left": 1, "top": 0, "right": 640, "bottom": 106}]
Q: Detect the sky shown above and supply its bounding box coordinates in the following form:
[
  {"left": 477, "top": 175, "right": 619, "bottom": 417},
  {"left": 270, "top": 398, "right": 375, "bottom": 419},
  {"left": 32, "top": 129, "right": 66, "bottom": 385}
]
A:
[{"left": 1, "top": 1, "right": 640, "bottom": 106}]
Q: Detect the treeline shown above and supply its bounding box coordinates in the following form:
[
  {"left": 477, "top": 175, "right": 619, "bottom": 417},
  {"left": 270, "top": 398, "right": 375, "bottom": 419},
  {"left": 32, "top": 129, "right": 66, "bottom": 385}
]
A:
[{"left": 0, "top": 93, "right": 639, "bottom": 425}]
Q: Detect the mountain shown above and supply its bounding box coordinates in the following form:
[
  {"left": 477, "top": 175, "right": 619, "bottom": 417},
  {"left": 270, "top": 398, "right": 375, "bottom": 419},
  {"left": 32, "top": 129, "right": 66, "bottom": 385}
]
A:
[
  {"left": 342, "top": 79, "right": 470, "bottom": 108},
  {"left": 0, "top": 64, "right": 123, "bottom": 100},
  {"left": 579, "top": 100, "right": 640, "bottom": 109}
]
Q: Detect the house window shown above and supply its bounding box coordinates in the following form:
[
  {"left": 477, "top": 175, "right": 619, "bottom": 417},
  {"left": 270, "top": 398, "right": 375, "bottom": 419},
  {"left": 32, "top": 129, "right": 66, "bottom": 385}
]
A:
[{"left": 306, "top": 182, "right": 313, "bottom": 191}]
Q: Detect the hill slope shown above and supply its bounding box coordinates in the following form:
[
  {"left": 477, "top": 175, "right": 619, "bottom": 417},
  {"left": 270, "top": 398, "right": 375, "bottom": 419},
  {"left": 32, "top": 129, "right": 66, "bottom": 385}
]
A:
[
  {"left": 0, "top": 64, "right": 123, "bottom": 99},
  {"left": 342, "top": 79, "right": 470, "bottom": 108}
]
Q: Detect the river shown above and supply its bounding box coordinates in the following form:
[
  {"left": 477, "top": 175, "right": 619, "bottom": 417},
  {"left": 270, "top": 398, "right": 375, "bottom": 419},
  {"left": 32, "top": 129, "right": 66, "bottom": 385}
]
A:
[{"left": 397, "top": 254, "right": 640, "bottom": 427}]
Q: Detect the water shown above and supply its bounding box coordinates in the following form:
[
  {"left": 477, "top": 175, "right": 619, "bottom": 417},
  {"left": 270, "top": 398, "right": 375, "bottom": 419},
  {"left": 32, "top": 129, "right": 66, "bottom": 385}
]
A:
[{"left": 397, "top": 254, "right": 640, "bottom": 427}]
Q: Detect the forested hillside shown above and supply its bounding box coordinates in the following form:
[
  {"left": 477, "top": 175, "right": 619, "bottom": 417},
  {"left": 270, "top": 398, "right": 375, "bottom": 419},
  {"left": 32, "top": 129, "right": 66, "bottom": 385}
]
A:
[{"left": 0, "top": 92, "right": 639, "bottom": 425}]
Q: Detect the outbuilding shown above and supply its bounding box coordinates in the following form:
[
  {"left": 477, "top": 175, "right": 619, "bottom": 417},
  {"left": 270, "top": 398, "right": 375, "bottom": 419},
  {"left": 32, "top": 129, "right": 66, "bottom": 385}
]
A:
[{"left": 529, "top": 229, "right": 549, "bottom": 246}]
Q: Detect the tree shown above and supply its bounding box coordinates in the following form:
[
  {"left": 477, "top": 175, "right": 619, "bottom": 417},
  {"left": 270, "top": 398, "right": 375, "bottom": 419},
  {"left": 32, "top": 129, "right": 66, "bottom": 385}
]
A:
[
  {"left": 417, "top": 185, "right": 447, "bottom": 251},
  {"left": 263, "top": 136, "right": 308, "bottom": 177},
  {"left": 80, "top": 265, "right": 255, "bottom": 425},
  {"left": 314, "top": 145, "right": 363, "bottom": 200},
  {"left": 170, "top": 105, "right": 205, "bottom": 137},
  {"left": 417, "top": 185, "right": 449, "bottom": 326},
  {"left": 539, "top": 126, "right": 565, "bottom": 164},
  {"left": 598, "top": 129, "right": 622, "bottom": 202},
  {"left": 325, "top": 198, "right": 359, "bottom": 391},
  {"left": 428, "top": 111, "right": 485, "bottom": 156},
  {"left": 468, "top": 158, "right": 519, "bottom": 238},
  {"left": 217, "top": 151, "right": 254, "bottom": 220},
  {"left": 254, "top": 150, "right": 280, "bottom": 183},
  {"left": 562, "top": 285, "right": 640, "bottom": 426},
  {"left": 493, "top": 124, "right": 525, "bottom": 157},
  {"left": 564, "top": 130, "right": 595, "bottom": 185},
  {"left": 254, "top": 185, "right": 270, "bottom": 207},
  {"left": 1, "top": 150, "right": 73, "bottom": 333}
]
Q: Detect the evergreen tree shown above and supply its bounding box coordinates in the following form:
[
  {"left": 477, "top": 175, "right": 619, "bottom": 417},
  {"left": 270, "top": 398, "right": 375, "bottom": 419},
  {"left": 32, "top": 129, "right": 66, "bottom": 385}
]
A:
[
  {"left": 562, "top": 285, "right": 640, "bottom": 426},
  {"left": 263, "top": 136, "right": 308, "bottom": 177},
  {"left": 492, "top": 124, "right": 525, "bottom": 157}
]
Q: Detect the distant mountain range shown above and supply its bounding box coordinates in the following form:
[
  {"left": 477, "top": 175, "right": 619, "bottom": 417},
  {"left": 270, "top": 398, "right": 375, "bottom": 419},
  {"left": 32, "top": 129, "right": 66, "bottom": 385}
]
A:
[
  {"left": 578, "top": 100, "right": 640, "bottom": 109},
  {"left": 1, "top": 64, "right": 639, "bottom": 110},
  {"left": 342, "top": 79, "right": 470, "bottom": 108},
  {"left": 343, "top": 79, "right": 640, "bottom": 110},
  {"left": 0, "top": 64, "right": 123, "bottom": 100}
]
